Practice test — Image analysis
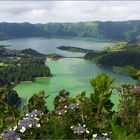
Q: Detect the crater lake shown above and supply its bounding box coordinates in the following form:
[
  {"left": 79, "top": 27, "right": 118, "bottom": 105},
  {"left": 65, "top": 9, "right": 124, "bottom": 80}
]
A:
[{"left": 0, "top": 37, "right": 135, "bottom": 110}]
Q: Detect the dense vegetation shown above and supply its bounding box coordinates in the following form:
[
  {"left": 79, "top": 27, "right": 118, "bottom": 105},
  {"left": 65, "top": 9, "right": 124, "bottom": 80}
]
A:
[
  {"left": 97, "top": 51, "right": 140, "bottom": 68},
  {"left": 57, "top": 46, "right": 91, "bottom": 53},
  {"left": 84, "top": 51, "right": 107, "bottom": 60},
  {"left": 0, "top": 47, "right": 44, "bottom": 58},
  {"left": 46, "top": 53, "right": 63, "bottom": 60},
  {"left": 84, "top": 38, "right": 140, "bottom": 71},
  {"left": 1, "top": 20, "right": 140, "bottom": 40},
  {"left": 0, "top": 46, "right": 51, "bottom": 85},
  {"left": 1, "top": 73, "right": 140, "bottom": 139},
  {"left": 0, "top": 45, "right": 18, "bottom": 57},
  {"left": 21, "top": 48, "right": 45, "bottom": 57},
  {"left": 0, "top": 57, "right": 51, "bottom": 85}
]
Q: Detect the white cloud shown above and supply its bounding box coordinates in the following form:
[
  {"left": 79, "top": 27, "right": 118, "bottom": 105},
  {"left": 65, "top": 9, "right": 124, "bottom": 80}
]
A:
[
  {"left": 0, "top": 1, "right": 140, "bottom": 23},
  {"left": 21, "top": 9, "right": 46, "bottom": 19}
]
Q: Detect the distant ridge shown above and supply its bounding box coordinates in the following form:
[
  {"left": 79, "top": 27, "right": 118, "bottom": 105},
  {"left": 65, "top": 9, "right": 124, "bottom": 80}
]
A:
[{"left": 0, "top": 20, "right": 140, "bottom": 41}]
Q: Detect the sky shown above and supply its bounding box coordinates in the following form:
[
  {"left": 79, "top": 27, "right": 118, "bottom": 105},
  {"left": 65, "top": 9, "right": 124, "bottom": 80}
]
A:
[{"left": 0, "top": 1, "right": 140, "bottom": 23}]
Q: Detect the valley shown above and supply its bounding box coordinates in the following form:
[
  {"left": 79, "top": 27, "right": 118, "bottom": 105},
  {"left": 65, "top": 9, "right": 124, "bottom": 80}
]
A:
[
  {"left": 1, "top": 1, "right": 140, "bottom": 139},
  {"left": 0, "top": 37, "right": 136, "bottom": 111}
]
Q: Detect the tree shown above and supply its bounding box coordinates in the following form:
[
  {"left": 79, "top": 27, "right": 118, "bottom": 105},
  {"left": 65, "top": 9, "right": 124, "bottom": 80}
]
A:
[{"left": 27, "top": 90, "right": 49, "bottom": 113}]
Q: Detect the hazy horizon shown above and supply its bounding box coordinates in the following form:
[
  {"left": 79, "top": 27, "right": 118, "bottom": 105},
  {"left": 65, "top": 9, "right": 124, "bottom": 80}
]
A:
[{"left": 1, "top": 19, "right": 140, "bottom": 24}]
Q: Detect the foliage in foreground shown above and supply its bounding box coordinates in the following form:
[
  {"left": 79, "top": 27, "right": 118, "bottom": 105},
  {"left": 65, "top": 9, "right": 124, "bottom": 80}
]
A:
[{"left": 1, "top": 73, "right": 140, "bottom": 139}]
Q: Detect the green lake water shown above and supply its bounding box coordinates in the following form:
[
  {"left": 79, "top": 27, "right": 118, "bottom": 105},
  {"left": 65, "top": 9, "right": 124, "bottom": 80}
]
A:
[
  {"left": 0, "top": 37, "right": 135, "bottom": 110},
  {"left": 14, "top": 58, "right": 135, "bottom": 110}
]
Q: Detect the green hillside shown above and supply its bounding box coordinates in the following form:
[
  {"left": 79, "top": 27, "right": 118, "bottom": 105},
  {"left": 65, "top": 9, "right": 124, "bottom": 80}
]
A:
[
  {"left": 84, "top": 38, "right": 140, "bottom": 71},
  {"left": 1, "top": 20, "right": 140, "bottom": 40}
]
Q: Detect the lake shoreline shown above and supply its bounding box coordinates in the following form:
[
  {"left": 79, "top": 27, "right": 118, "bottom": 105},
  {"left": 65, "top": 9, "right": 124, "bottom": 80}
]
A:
[
  {"left": 19, "top": 77, "right": 50, "bottom": 84},
  {"left": 15, "top": 57, "right": 136, "bottom": 111},
  {"left": 1, "top": 37, "right": 134, "bottom": 111}
]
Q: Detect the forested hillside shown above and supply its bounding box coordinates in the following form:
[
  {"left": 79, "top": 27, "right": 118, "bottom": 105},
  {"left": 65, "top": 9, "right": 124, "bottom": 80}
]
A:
[
  {"left": 1, "top": 20, "right": 140, "bottom": 40},
  {"left": 84, "top": 37, "right": 140, "bottom": 71}
]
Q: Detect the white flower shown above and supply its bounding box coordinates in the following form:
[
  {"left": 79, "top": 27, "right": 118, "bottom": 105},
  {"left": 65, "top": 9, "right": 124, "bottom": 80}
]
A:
[
  {"left": 13, "top": 125, "right": 17, "bottom": 131},
  {"left": 25, "top": 113, "right": 29, "bottom": 117},
  {"left": 76, "top": 103, "right": 80, "bottom": 106},
  {"left": 36, "top": 123, "right": 41, "bottom": 127},
  {"left": 92, "top": 134, "right": 97, "bottom": 138},
  {"left": 28, "top": 124, "right": 32, "bottom": 128},
  {"left": 34, "top": 117, "right": 40, "bottom": 121},
  {"left": 64, "top": 105, "right": 67, "bottom": 108},
  {"left": 58, "top": 112, "right": 61, "bottom": 115},
  {"left": 102, "top": 133, "right": 108, "bottom": 136},
  {"left": 20, "top": 127, "right": 26, "bottom": 133},
  {"left": 83, "top": 124, "right": 86, "bottom": 127},
  {"left": 70, "top": 126, "right": 74, "bottom": 129},
  {"left": 17, "top": 138, "right": 21, "bottom": 140},
  {"left": 86, "top": 130, "right": 90, "bottom": 134}
]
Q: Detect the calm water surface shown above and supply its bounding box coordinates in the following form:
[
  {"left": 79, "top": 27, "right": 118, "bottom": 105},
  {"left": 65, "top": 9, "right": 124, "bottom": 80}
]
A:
[
  {"left": 15, "top": 58, "right": 135, "bottom": 110},
  {"left": 0, "top": 37, "right": 114, "bottom": 57},
  {"left": 0, "top": 38, "right": 135, "bottom": 110}
]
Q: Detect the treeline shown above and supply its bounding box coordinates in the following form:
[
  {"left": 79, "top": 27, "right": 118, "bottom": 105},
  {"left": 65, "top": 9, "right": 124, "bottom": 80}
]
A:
[
  {"left": 84, "top": 38, "right": 140, "bottom": 68},
  {"left": 85, "top": 50, "right": 140, "bottom": 68},
  {"left": 84, "top": 51, "right": 107, "bottom": 60},
  {"left": 57, "top": 46, "right": 91, "bottom": 53},
  {"left": 1, "top": 20, "right": 140, "bottom": 40},
  {"left": 0, "top": 47, "right": 44, "bottom": 58},
  {"left": 0, "top": 57, "right": 51, "bottom": 85},
  {"left": 97, "top": 51, "right": 140, "bottom": 68},
  {"left": 21, "top": 48, "right": 45, "bottom": 57}
]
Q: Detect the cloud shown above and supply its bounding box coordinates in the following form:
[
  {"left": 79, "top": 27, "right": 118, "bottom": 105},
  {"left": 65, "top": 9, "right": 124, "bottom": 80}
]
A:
[{"left": 0, "top": 1, "right": 140, "bottom": 23}]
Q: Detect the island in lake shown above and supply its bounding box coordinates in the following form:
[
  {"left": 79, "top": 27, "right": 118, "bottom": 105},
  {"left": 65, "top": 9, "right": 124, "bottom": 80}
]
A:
[{"left": 57, "top": 46, "right": 92, "bottom": 53}]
